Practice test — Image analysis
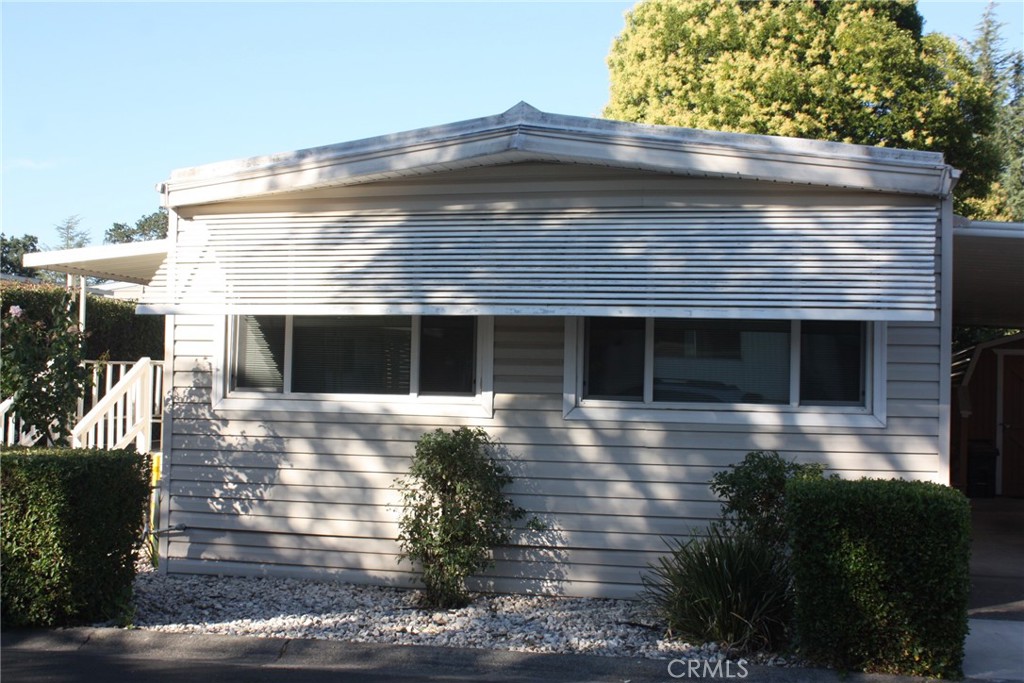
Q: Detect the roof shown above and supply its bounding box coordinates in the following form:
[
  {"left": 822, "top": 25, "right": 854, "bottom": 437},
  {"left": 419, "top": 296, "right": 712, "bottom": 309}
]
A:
[{"left": 161, "top": 102, "right": 957, "bottom": 209}]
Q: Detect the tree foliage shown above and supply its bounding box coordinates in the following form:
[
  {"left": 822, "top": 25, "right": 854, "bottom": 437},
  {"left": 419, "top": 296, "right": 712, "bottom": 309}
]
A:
[
  {"left": 105, "top": 209, "right": 168, "bottom": 244},
  {"left": 53, "top": 215, "right": 90, "bottom": 250},
  {"left": 963, "top": 3, "right": 1024, "bottom": 221},
  {"left": 1, "top": 293, "right": 91, "bottom": 446},
  {"left": 604, "top": 0, "right": 1001, "bottom": 216},
  {"left": 1, "top": 234, "right": 40, "bottom": 277}
]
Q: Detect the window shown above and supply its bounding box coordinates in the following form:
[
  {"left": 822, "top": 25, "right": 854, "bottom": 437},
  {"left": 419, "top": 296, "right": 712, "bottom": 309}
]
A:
[
  {"left": 228, "top": 315, "right": 485, "bottom": 405},
  {"left": 569, "top": 317, "right": 882, "bottom": 427}
]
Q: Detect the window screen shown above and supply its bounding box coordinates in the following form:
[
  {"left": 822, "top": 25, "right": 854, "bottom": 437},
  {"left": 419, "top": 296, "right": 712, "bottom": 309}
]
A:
[
  {"left": 584, "top": 317, "right": 645, "bottom": 401},
  {"left": 292, "top": 316, "right": 411, "bottom": 394},
  {"left": 420, "top": 316, "right": 476, "bottom": 395},
  {"left": 236, "top": 315, "right": 285, "bottom": 391},
  {"left": 800, "top": 321, "right": 865, "bottom": 405}
]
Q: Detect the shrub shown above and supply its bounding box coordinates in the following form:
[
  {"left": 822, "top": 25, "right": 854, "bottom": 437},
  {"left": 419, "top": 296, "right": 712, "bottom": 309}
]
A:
[
  {"left": 1, "top": 447, "right": 151, "bottom": 627},
  {"left": 786, "top": 478, "right": 971, "bottom": 678},
  {"left": 394, "top": 427, "right": 527, "bottom": 608},
  {"left": 0, "top": 282, "right": 164, "bottom": 361},
  {"left": 643, "top": 524, "right": 793, "bottom": 653},
  {"left": 1, "top": 290, "right": 91, "bottom": 445},
  {"left": 710, "top": 450, "right": 825, "bottom": 547}
]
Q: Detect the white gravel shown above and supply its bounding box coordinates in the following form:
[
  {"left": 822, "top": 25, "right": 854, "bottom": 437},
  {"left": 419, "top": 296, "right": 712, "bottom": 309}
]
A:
[{"left": 130, "top": 566, "right": 795, "bottom": 665}]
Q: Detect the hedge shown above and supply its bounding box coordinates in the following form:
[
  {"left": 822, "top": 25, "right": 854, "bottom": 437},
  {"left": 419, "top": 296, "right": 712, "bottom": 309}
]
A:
[
  {"left": 0, "top": 447, "right": 151, "bottom": 627},
  {"left": 0, "top": 282, "right": 163, "bottom": 360},
  {"left": 786, "top": 478, "right": 971, "bottom": 679}
]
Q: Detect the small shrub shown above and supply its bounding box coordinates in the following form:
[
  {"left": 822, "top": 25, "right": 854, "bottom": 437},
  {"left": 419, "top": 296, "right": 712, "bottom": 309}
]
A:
[
  {"left": 786, "top": 478, "right": 971, "bottom": 678},
  {"left": 1, "top": 447, "right": 151, "bottom": 627},
  {"left": 710, "top": 450, "right": 825, "bottom": 547},
  {"left": 394, "top": 427, "right": 527, "bottom": 608},
  {"left": 643, "top": 524, "right": 793, "bottom": 653}
]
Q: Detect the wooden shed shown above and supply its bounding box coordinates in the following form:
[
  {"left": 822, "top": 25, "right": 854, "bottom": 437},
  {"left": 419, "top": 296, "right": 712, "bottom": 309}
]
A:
[{"left": 953, "top": 333, "right": 1024, "bottom": 497}]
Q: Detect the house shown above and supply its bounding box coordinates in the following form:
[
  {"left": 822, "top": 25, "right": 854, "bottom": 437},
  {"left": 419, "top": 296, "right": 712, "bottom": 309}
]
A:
[{"left": 24, "top": 103, "right": 963, "bottom": 598}]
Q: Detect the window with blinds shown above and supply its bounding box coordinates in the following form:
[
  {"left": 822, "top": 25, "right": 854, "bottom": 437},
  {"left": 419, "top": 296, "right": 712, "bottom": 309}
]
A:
[
  {"left": 582, "top": 317, "right": 868, "bottom": 408},
  {"left": 233, "top": 315, "right": 476, "bottom": 397}
]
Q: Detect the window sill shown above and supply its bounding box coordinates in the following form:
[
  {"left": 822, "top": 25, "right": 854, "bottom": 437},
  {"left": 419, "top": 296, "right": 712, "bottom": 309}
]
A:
[
  {"left": 564, "top": 402, "right": 886, "bottom": 429},
  {"left": 215, "top": 391, "right": 495, "bottom": 419}
]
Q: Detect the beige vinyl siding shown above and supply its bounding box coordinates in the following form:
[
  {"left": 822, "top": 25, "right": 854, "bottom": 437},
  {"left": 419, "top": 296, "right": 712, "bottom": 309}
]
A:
[{"left": 164, "top": 311, "right": 943, "bottom": 598}]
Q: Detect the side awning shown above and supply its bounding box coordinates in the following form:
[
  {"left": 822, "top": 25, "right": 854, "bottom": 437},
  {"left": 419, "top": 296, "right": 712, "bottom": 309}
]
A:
[
  {"left": 953, "top": 220, "right": 1024, "bottom": 328},
  {"left": 22, "top": 240, "right": 169, "bottom": 286}
]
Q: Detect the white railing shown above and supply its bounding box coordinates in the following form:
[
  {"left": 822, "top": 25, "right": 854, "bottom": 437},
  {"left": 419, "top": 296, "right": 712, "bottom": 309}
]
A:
[
  {"left": 82, "top": 360, "right": 164, "bottom": 449},
  {"left": 72, "top": 357, "right": 158, "bottom": 453},
  {"left": 1, "top": 397, "right": 47, "bottom": 447}
]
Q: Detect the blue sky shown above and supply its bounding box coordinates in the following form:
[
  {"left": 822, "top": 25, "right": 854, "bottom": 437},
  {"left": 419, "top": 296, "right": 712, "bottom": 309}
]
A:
[{"left": 2, "top": 1, "right": 1022, "bottom": 248}]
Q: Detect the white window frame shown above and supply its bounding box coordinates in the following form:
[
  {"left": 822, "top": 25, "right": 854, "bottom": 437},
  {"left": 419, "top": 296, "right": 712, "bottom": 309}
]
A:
[
  {"left": 213, "top": 315, "right": 495, "bottom": 418},
  {"left": 562, "top": 317, "right": 887, "bottom": 428}
]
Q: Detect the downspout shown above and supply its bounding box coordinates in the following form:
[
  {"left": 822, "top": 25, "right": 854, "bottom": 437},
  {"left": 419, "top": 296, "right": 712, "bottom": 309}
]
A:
[
  {"left": 938, "top": 167, "right": 960, "bottom": 486},
  {"left": 156, "top": 182, "right": 177, "bottom": 575}
]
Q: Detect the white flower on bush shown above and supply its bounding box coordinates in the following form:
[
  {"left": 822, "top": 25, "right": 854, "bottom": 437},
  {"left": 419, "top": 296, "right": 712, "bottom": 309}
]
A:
[{"left": 9, "top": 305, "right": 23, "bottom": 318}]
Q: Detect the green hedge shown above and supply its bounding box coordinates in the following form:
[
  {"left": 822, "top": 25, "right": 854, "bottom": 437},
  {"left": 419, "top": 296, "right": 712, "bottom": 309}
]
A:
[
  {"left": 0, "top": 282, "right": 163, "bottom": 360},
  {"left": 786, "top": 478, "right": 970, "bottom": 678},
  {"left": 1, "top": 447, "right": 151, "bottom": 627}
]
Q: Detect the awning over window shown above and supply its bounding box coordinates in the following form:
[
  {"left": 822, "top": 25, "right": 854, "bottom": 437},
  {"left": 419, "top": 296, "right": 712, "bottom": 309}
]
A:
[{"left": 140, "top": 207, "right": 939, "bottom": 321}]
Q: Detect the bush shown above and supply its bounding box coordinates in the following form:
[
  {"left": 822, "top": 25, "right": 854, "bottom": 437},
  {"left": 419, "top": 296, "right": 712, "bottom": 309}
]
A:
[
  {"left": 1, "top": 447, "right": 151, "bottom": 627},
  {"left": 786, "top": 478, "right": 971, "bottom": 678},
  {"left": 643, "top": 524, "right": 793, "bottom": 653},
  {"left": 2, "top": 290, "right": 91, "bottom": 445},
  {"left": 394, "top": 427, "right": 527, "bottom": 608},
  {"left": 710, "top": 450, "right": 825, "bottom": 547},
  {"left": 0, "top": 282, "right": 163, "bottom": 361}
]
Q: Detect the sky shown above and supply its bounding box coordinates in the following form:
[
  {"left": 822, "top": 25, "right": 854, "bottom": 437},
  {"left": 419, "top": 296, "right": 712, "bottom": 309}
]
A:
[{"left": 2, "top": 1, "right": 1023, "bottom": 249}]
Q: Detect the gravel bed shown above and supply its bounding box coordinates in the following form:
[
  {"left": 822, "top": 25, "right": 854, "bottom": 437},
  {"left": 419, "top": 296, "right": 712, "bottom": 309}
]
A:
[{"left": 131, "top": 567, "right": 797, "bottom": 666}]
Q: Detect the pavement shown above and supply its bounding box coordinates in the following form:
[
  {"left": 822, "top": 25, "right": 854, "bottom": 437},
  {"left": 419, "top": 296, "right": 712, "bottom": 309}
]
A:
[{"left": 2, "top": 620, "right": 1022, "bottom": 683}]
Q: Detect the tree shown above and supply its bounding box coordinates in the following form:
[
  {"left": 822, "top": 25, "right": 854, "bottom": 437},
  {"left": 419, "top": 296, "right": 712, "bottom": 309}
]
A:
[
  {"left": 604, "top": 0, "right": 1000, "bottom": 216},
  {"left": 53, "top": 215, "right": 90, "bottom": 250},
  {"left": 1, "top": 234, "right": 40, "bottom": 277},
  {"left": 105, "top": 208, "right": 168, "bottom": 244},
  {"left": 964, "top": 2, "right": 1024, "bottom": 221}
]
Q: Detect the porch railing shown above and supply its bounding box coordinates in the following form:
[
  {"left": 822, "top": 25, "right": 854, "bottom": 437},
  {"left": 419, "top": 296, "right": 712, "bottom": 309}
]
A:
[
  {"left": 72, "top": 357, "right": 160, "bottom": 453},
  {"left": 1, "top": 397, "right": 47, "bottom": 447},
  {"left": 2, "top": 358, "right": 164, "bottom": 452}
]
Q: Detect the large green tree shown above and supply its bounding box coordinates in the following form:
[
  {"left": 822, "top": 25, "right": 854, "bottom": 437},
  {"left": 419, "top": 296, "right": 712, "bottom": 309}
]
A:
[
  {"left": 604, "top": 0, "right": 1000, "bottom": 216},
  {"left": 104, "top": 208, "right": 168, "bottom": 244}
]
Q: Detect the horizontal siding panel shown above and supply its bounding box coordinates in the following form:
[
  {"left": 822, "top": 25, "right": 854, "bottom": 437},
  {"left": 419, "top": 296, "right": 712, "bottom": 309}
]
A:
[
  {"left": 155, "top": 207, "right": 938, "bottom": 319},
  {"left": 162, "top": 313, "right": 944, "bottom": 598}
]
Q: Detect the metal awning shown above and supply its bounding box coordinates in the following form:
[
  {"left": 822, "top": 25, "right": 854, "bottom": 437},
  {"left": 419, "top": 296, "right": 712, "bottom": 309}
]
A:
[
  {"left": 953, "top": 220, "right": 1024, "bottom": 328},
  {"left": 22, "top": 240, "right": 168, "bottom": 286},
  {"left": 19, "top": 223, "right": 1023, "bottom": 329}
]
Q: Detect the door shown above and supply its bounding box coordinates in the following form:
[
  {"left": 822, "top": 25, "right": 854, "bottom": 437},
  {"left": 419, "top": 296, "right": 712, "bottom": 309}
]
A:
[{"left": 1002, "top": 355, "right": 1024, "bottom": 497}]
